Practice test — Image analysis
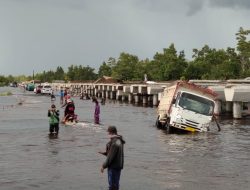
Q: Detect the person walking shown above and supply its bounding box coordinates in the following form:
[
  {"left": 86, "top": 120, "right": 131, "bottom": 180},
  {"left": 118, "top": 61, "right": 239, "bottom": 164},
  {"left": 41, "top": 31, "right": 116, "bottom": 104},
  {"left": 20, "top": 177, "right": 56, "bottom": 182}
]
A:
[
  {"left": 93, "top": 98, "right": 100, "bottom": 124},
  {"left": 51, "top": 91, "right": 56, "bottom": 103},
  {"left": 64, "top": 89, "right": 72, "bottom": 103},
  {"left": 99, "top": 126, "right": 125, "bottom": 190},
  {"left": 48, "top": 104, "right": 60, "bottom": 136},
  {"left": 60, "top": 88, "right": 64, "bottom": 104}
]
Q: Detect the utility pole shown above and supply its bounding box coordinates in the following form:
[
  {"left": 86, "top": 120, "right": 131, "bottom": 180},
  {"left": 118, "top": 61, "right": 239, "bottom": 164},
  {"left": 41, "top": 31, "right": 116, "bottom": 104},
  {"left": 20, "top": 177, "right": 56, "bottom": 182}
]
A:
[{"left": 32, "top": 70, "right": 34, "bottom": 83}]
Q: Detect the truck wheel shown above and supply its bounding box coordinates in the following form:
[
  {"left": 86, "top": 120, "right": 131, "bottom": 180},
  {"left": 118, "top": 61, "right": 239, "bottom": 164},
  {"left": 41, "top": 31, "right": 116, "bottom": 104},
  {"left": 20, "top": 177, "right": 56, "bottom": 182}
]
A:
[
  {"left": 161, "top": 122, "right": 167, "bottom": 129},
  {"left": 165, "top": 118, "right": 172, "bottom": 133},
  {"left": 166, "top": 125, "right": 173, "bottom": 133},
  {"left": 155, "top": 119, "right": 161, "bottom": 128},
  {"left": 155, "top": 116, "right": 162, "bottom": 129},
  {"left": 155, "top": 116, "right": 167, "bottom": 129}
]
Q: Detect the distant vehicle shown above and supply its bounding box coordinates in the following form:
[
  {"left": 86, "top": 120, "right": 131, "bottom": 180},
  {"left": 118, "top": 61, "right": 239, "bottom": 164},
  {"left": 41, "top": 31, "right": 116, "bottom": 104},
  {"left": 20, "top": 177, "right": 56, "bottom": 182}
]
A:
[
  {"left": 34, "top": 85, "right": 43, "bottom": 94},
  {"left": 156, "top": 81, "right": 218, "bottom": 132},
  {"left": 41, "top": 85, "right": 52, "bottom": 95},
  {"left": 9, "top": 82, "right": 18, "bottom": 87},
  {"left": 26, "top": 83, "right": 35, "bottom": 91}
]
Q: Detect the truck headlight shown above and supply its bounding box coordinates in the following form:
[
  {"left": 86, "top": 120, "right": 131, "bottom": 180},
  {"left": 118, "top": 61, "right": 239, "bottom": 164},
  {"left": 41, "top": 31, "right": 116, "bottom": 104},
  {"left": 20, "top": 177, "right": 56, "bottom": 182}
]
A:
[
  {"left": 176, "top": 114, "right": 181, "bottom": 119},
  {"left": 175, "top": 115, "right": 182, "bottom": 123},
  {"left": 201, "top": 123, "right": 210, "bottom": 129}
]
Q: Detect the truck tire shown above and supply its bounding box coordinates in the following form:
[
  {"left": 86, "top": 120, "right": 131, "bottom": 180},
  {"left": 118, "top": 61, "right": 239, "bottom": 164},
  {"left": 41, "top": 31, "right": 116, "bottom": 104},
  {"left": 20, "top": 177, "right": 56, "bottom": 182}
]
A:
[
  {"left": 155, "top": 116, "right": 166, "bottom": 129},
  {"left": 155, "top": 116, "right": 162, "bottom": 128},
  {"left": 165, "top": 118, "right": 173, "bottom": 133}
]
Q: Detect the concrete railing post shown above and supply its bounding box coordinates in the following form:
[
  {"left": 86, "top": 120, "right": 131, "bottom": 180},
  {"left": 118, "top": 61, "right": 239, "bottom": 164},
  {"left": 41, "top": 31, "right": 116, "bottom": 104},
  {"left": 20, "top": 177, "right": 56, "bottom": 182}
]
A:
[
  {"left": 122, "top": 95, "right": 126, "bottom": 101},
  {"left": 153, "top": 94, "right": 158, "bottom": 106},
  {"left": 134, "top": 94, "right": 139, "bottom": 104},
  {"left": 110, "top": 91, "right": 114, "bottom": 100},
  {"left": 106, "top": 91, "right": 109, "bottom": 99},
  {"left": 128, "top": 94, "right": 133, "bottom": 103},
  {"left": 225, "top": 101, "right": 233, "bottom": 112},
  {"left": 233, "top": 101, "right": 242, "bottom": 119},
  {"left": 142, "top": 95, "right": 147, "bottom": 105}
]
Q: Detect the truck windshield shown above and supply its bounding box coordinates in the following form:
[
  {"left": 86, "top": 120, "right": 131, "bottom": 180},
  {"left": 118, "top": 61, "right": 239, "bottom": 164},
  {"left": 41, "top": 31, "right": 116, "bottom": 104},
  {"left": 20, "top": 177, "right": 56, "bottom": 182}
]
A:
[{"left": 178, "top": 92, "right": 214, "bottom": 116}]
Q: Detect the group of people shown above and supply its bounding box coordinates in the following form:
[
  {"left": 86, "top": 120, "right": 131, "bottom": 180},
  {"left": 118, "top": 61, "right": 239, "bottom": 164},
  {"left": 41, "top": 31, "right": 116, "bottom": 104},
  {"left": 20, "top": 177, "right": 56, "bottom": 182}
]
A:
[
  {"left": 47, "top": 92, "right": 125, "bottom": 190},
  {"left": 57, "top": 88, "right": 100, "bottom": 124},
  {"left": 48, "top": 91, "right": 101, "bottom": 135}
]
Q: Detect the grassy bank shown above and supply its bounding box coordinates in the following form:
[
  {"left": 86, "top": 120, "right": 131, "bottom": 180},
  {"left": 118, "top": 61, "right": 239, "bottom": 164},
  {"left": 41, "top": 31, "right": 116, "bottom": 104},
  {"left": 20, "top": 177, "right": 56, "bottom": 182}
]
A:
[{"left": 0, "top": 91, "right": 12, "bottom": 96}]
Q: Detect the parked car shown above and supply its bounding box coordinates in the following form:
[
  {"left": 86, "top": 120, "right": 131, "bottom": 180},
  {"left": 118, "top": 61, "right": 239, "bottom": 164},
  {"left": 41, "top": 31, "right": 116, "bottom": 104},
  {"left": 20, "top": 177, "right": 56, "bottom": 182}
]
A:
[
  {"left": 26, "top": 83, "right": 35, "bottom": 91},
  {"left": 34, "top": 85, "right": 43, "bottom": 94},
  {"left": 41, "top": 85, "right": 52, "bottom": 95}
]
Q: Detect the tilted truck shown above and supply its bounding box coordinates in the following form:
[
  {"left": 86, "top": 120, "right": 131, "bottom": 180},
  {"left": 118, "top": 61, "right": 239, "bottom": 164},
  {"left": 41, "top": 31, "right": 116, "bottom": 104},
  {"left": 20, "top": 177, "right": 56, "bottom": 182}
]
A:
[{"left": 156, "top": 81, "right": 218, "bottom": 132}]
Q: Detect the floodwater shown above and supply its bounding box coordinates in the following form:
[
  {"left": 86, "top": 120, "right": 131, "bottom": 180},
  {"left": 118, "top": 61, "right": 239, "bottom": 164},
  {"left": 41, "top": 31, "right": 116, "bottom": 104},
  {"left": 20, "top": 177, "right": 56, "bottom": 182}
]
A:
[{"left": 0, "top": 87, "right": 249, "bottom": 190}]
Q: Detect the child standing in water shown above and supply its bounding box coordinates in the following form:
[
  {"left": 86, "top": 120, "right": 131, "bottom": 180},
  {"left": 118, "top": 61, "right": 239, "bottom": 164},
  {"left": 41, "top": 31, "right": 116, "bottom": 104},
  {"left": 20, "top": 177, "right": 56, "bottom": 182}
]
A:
[
  {"left": 93, "top": 98, "right": 100, "bottom": 124},
  {"left": 48, "top": 104, "right": 60, "bottom": 136}
]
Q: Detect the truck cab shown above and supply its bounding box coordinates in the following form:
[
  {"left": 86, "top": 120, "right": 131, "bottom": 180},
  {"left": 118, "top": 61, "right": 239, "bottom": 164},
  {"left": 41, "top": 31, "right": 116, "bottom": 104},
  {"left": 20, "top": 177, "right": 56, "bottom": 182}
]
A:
[
  {"left": 157, "top": 81, "right": 217, "bottom": 132},
  {"left": 170, "top": 91, "right": 215, "bottom": 132}
]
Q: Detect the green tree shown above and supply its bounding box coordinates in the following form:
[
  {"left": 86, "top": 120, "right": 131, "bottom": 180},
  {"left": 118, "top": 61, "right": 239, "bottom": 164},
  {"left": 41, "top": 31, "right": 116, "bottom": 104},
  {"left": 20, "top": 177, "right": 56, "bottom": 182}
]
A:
[
  {"left": 98, "top": 62, "right": 112, "bottom": 77},
  {"left": 66, "top": 65, "right": 97, "bottom": 81},
  {"left": 184, "top": 61, "right": 204, "bottom": 79},
  {"left": 187, "top": 45, "right": 241, "bottom": 80},
  {"left": 78, "top": 65, "right": 97, "bottom": 80},
  {"left": 133, "top": 59, "right": 151, "bottom": 81},
  {"left": 67, "top": 65, "right": 76, "bottom": 81},
  {"left": 35, "top": 70, "right": 55, "bottom": 82},
  {"left": 111, "top": 53, "right": 139, "bottom": 81},
  {"left": 150, "top": 44, "right": 187, "bottom": 81},
  {"left": 236, "top": 27, "right": 250, "bottom": 76},
  {"left": 54, "top": 66, "right": 65, "bottom": 80},
  {"left": 0, "top": 75, "right": 7, "bottom": 86}
]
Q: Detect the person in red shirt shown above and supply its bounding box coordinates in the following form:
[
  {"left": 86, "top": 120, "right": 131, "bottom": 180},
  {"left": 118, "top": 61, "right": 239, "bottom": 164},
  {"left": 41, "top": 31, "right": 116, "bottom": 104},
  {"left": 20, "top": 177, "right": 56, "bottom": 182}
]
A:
[{"left": 62, "top": 99, "right": 76, "bottom": 123}]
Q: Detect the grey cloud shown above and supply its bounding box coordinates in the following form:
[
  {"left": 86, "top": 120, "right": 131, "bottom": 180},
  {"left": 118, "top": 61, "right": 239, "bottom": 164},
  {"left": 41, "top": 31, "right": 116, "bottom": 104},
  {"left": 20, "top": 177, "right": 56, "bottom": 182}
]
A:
[
  {"left": 185, "top": 0, "right": 250, "bottom": 16},
  {"left": 133, "top": 0, "right": 204, "bottom": 16},
  {"left": 12, "top": 0, "right": 88, "bottom": 10},
  {"left": 133, "top": 0, "right": 186, "bottom": 12},
  {"left": 0, "top": 0, "right": 249, "bottom": 75},
  {"left": 209, "top": 0, "right": 250, "bottom": 9},
  {"left": 186, "top": 0, "right": 204, "bottom": 16}
]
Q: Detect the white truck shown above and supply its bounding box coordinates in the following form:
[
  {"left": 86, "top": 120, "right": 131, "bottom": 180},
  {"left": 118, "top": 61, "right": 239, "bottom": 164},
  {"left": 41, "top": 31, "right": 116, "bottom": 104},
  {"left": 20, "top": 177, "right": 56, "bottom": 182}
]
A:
[{"left": 156, "top": 81, "right": 218, "bottom": 132}]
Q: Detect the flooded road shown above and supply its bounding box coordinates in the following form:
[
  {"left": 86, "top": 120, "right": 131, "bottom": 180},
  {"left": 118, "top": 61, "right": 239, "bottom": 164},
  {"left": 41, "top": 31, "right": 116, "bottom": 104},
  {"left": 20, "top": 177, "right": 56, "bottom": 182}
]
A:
[{"left": 0, "top": 87, "right": 250, "bottom": 190}]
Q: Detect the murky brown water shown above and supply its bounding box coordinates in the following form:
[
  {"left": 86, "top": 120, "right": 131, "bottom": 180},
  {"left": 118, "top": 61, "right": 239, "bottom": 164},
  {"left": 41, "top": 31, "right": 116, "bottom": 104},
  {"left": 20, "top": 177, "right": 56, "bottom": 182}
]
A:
[{"left": 0, "top": 87, "right": 250, "bottom": 190}]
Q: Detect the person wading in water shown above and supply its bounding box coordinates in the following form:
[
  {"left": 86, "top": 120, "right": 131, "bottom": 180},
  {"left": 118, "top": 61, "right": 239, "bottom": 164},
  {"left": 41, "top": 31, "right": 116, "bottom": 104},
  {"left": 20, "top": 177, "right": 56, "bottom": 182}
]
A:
[
  {"left": 48, "top": 104, "right": 60, "bottom": 136},
  {"left": 93, "top": 97, "right": 100, "bottom": 124},
  {"left": 99, "top": 126, "right": 125, "bottom": 190}
]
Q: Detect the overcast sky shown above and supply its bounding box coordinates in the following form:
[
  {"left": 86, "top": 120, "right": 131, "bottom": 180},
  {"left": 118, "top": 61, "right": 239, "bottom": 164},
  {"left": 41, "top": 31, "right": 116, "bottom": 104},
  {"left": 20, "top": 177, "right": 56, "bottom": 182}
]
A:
[{"left": 0, "top": 0, "right": 249, "bottom": 76}]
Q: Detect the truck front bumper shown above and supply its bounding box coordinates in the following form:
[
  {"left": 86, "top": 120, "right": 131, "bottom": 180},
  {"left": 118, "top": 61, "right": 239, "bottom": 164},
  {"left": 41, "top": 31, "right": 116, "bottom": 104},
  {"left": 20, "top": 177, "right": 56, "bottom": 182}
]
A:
[{"left": 172, "top": 122, "right": 205, "bottom": 132}]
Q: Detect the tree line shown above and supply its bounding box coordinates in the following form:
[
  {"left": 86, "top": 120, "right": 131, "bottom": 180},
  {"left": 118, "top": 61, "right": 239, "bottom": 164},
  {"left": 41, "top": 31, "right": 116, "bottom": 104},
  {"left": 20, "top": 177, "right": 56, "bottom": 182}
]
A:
[{"left": 0, "top": 27, "right": 249, "bottom": 86}]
